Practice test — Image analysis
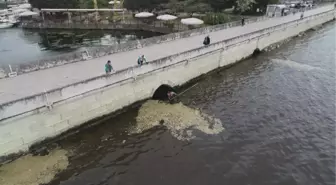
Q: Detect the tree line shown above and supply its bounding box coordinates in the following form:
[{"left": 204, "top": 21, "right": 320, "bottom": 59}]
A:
[
  {"left": 28, "top": 0, "right": 109, "bottom": 9},
  {"left": 122, "top": 0, "right": 279, "bottom": 14},
  {"left": 29, "top": 0, "right": 279, "bottom": 14}
]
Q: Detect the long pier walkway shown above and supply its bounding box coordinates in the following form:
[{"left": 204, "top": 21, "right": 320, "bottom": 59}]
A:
[{"left": 0, "top": 5, "right": 334, "bottom": 105}]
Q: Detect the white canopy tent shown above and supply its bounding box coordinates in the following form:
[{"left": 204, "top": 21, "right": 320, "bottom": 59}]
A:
[
  {"left": 181, "top": 18, "right": 204, "bottom": 25},
  {"left": 108, "top": 1, "right": 121, "bottom": 4},
  {"left": 17, "top": 3, "right": 32, "bottom": 9},
  {"left": 157, "top": 14, "right": 177, "bottom": 21},
  {"left": 19, "top": 11, "right": 39, "bottom": 17},
  {"left": 275, "top": 4, "right": 287, "bottom": 9},
  {"left": 135, "top": 12, "right": 154, "bottom": 18},
  {"left": 12, "top": 9, "right": 27, "bottom": 13},
  {"left": 0, "top": 9, "right": 8, "bottom": 15}
]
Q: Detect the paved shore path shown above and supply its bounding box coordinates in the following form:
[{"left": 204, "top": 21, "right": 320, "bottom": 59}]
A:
[{"left": 0, "top": 5, "right": 334, "bottom": 105}]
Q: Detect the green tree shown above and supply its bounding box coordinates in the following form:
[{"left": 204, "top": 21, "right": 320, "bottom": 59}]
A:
[
  {"left": 204, "top": 12, "right": 231, "bottom": 25},
  {"left": 242, "top": 0, "right": 278, "bottom": 14},
  {"left": 235, "top": 0, "right": 255, "bottom": 13},
  {"left": 78, "top": 0, "right": 109, "bottom": 8},
  {"left": 183, "top": 0, "right": 213, "bottom": 13},
  {"left": 123, "top": 0, "right": 169, "bottom": 11},
  {"left": 185, "top": 2, "right": 212, "bottom": 13},
  {"left": 29, "top": 0, "right": 80, "bottom": 9},
  {"left": 123, "top": 0, "right": 150, "bottom": 11},
  {"left": 207, "top": 0, "right": 234, "bottom": 12}
]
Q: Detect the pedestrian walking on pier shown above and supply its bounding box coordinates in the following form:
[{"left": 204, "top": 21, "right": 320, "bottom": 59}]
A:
[
  {"left": 105, "top": 60, "right": 113, "bottom": 74},
  {"left": 281, "top": 9, "right": 285, "bottom": 16},
  {"left": 241, "top": 17, "right": 245, "bottom": 26},
  {"left": 203, "top": 35, "right": 210, "bottom": 46},
  {"left": 138, "top": 55, "right": 146, "bottom": 66}
]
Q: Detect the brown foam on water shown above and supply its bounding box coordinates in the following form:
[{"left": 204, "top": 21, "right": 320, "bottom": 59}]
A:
[
  {"left": 0, "top": 149, "right": 68, "bottom": 185},
  {"left": 131, "top": 100, "right": 224, "bottom": 140}
]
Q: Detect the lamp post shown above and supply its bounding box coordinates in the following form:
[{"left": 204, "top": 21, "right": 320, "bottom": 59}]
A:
[
  {"left": 93, "top": 0, "right": 98, "bottom": 22},
  {"left": 93, "top": 0, "right": 98, "bottom": 9}
]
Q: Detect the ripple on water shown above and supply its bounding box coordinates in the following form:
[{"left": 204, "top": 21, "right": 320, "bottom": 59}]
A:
[
  {"left": 130, "top": 100, "right": 224, "bottom": 140},
  {"left": 271, "top": 58, "right": 322, "bottom": 71}
]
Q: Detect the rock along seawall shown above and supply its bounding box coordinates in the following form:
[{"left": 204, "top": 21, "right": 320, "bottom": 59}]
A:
[{"left": 0, "top": 9, "right": 335, "bottom": 160}]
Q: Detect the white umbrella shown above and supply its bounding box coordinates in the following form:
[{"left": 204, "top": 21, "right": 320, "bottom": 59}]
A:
[
  {"left": 0, "top": 9, "right": 8, "bottom": 13},
  {"left": 108, "top": 0, "right": 121, "bottom": 4},
  {"left": 135, "top": 12, "right": 154, "bottom": 18},
  {"left": 18, "top": 3, "right": 32, "bottom": 9},
  {"left": 181, "top": 18, "right": 204, "bottom": 25},
  {"left": 12, "top": 8, "right": 27, "bottom": 13},
  {"left": 19, "top": 11, "right": 39, "bottom": 17},
  {"left": 157, "top": 14, "right": 177, "bottom": 21},
  {"left": 0, "top": 9, "right": 8, "bottom": 16}
]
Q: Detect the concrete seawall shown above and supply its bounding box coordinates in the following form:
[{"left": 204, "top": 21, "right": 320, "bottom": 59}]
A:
[{"left": 0, "top": 9, "right": 335, "bottom": 159}]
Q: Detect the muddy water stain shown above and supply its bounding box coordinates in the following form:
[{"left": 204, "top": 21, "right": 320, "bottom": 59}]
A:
[
  {"left": 46, "top": 100, "right": 224, "bottom": 185},
  {"left": 0, "top": 149, "right": 68, "bottom": 185}
]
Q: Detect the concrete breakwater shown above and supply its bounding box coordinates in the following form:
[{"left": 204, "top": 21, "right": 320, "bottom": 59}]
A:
[
  {"left": 0, "top": 17, "right": 266, "bottom": 78},
  {"left": 0, "top": 8, "right": 335, "bottom": 160}
]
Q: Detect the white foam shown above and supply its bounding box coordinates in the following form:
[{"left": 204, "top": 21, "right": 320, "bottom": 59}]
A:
[
  {"left": 130, "top": 100, "right": 224, "bottom": 140},
  {"left": 272, "top": 58, "right": 321, "bottom": 71}
]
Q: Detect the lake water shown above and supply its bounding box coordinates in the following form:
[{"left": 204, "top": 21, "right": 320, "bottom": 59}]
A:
[{"left": 0, "top": 28, "right": 162, "bottom": 66}]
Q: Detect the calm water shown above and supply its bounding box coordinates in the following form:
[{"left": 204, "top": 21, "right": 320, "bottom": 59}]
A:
[
  {"left": 0, "top": 29, "right": 162, "bottom": 66},
  {"left": 46, "top": 22, "right": 335, "bottom": 185}
]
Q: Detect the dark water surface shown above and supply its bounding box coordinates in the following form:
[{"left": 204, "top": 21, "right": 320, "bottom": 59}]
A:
[
  {"left": 49, "top": 22, "right": 335, "bottom": 185},
  {"left": 0, "top": 29, "right": 161, "bottom": 66}
]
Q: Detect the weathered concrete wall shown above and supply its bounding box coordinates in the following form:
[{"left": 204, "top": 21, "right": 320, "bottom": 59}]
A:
[
  {"left": 0, "top": 10, "right": 334, "bottom": 157},
  {"left": 0, "top": 17, "right": 267, "bottom": 78}
]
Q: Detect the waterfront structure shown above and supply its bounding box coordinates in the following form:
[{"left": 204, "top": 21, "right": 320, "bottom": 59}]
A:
[
  {"left": 40, "top": 8, "right": 126, "bottom": 23},
  {"left": 21, "top": 8, "right": 188, "bottom": 33},
  {"left": 0, "top": 5, "right": 334, "bottom": 160}
]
